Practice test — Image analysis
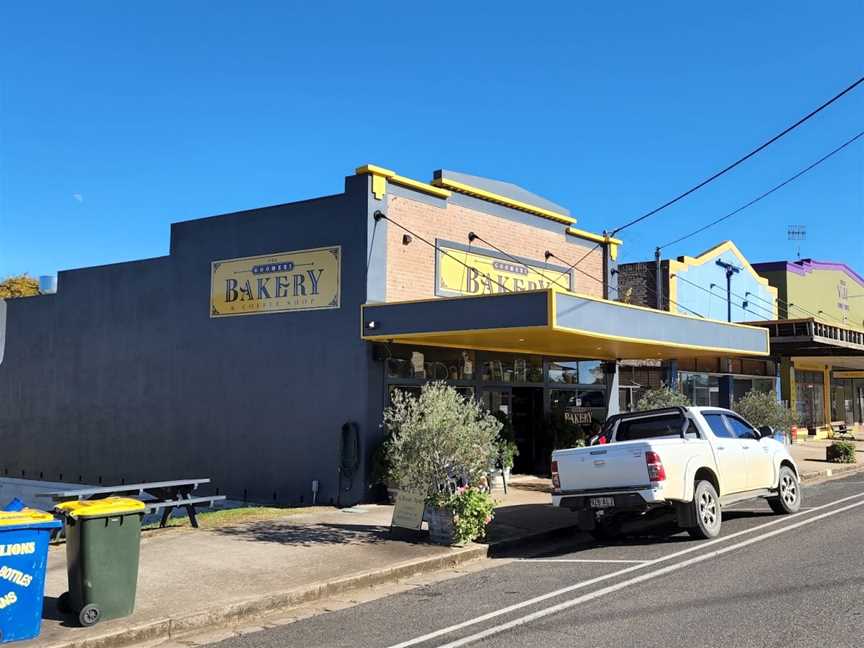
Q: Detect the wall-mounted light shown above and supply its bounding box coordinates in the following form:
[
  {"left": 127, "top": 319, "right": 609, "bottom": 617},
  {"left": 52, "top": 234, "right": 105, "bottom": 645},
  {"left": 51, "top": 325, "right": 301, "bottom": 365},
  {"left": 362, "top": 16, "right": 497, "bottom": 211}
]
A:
[
  {"left": 402, "top": 234, "right": 412, "bottom": 245},
  {"left": 366, "top": 320, "right": 378, "bottom": 330}
]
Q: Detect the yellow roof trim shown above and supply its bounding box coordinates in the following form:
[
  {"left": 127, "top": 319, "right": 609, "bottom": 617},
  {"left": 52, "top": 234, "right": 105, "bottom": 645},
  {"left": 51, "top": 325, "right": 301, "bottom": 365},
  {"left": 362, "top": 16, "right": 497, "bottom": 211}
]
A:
[
  {"left": 431, "top": 177, "right": 576, "bottom": 225},
  {"left": 355, "top": 164, "right": 451, "bottom": 199},
  {"left": 565, "top": 227, "right": 622, "bottom": 246}
]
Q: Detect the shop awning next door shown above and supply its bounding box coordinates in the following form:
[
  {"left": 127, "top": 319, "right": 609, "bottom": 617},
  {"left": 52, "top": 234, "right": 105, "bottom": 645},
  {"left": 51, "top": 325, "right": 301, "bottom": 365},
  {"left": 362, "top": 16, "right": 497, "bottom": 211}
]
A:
[{"left": 361, "top": 289, "right": 770, "bottom": 360}]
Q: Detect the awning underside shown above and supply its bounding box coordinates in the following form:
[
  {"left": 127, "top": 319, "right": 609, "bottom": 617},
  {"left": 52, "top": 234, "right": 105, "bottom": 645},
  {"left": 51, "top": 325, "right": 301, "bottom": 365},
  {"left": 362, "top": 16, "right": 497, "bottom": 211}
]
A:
[{"left": 362, "top": 289, "right": 770, "bottom": 361}]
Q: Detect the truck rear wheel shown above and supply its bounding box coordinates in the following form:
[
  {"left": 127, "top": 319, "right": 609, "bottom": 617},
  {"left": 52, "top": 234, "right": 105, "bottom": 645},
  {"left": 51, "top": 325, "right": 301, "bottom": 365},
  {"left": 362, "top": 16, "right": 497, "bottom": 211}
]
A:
[
  {"left": 589, "top": 518, "right": 621, "bottom": 543},
  {"left": 687, "top": 480, "right": 721, "bottom": 539}
]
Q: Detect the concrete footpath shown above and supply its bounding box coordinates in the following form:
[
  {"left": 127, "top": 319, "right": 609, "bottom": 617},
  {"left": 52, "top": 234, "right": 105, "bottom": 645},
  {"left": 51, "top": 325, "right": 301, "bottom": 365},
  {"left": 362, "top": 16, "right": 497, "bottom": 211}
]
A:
[
  {"left": 20, "top": 442, "right": 864, "bottom": 648},
  {"left": 23, "top": 482, "right": 575, "bottom": 648}
]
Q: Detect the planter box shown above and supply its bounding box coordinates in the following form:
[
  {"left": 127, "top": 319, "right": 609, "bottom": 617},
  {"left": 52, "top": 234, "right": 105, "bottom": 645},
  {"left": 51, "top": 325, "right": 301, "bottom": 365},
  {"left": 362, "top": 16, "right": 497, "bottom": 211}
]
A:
[{"left": 425, "top": 505, "right": 460, "bottom": 546}]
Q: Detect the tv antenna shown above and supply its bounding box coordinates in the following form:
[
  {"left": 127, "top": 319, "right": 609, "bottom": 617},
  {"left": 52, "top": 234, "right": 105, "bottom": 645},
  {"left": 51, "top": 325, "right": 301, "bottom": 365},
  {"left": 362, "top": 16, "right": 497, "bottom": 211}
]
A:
[{"left": 787, "top": 224, "right": 806, "bottom": 259}]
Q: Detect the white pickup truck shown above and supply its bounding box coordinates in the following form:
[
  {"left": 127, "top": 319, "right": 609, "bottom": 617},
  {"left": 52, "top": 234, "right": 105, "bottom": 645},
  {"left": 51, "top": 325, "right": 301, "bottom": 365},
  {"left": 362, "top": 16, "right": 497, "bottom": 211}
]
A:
[{"left": 551, "top": 406, "right": 801, "bottom": 539}]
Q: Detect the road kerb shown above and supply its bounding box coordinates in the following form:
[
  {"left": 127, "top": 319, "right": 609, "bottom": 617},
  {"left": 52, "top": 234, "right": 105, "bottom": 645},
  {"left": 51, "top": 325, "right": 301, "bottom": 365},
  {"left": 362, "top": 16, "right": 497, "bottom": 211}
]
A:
[{"left": 799, "top": 461, "right": 864, "bottom": 483}]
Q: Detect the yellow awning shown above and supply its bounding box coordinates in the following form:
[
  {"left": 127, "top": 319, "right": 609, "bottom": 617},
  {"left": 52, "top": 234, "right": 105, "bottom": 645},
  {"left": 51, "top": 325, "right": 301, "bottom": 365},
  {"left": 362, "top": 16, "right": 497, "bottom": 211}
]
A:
[{"left": 361, "top": 289, "right": 769, "bottom": 361}]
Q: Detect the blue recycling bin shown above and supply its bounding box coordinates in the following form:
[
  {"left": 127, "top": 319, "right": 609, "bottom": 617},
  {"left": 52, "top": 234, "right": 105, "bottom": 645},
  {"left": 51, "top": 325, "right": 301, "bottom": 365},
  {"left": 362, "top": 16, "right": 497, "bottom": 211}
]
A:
[{"left": 0, "top": 508, "right": 62, "bottom": 643}]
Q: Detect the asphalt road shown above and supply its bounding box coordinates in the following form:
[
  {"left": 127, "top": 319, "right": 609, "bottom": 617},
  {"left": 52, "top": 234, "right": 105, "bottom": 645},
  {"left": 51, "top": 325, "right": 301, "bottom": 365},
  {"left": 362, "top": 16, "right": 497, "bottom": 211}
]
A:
[{"left": 209, "top": 474, "right": 864, "bottom": 648}]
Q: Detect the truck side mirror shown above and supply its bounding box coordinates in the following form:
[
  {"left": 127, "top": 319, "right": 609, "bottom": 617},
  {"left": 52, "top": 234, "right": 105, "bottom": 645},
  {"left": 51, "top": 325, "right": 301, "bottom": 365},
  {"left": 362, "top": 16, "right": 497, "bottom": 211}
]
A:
[{"left": 758, "top": 425, "right": 775, "bottom": 439}]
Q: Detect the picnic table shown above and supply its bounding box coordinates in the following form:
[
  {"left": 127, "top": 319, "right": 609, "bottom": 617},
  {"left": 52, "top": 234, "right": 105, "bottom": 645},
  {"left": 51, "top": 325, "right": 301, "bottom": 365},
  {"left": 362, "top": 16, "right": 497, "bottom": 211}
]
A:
[{"left": 37, "top": 478, "right": 226, "bottom": 528}]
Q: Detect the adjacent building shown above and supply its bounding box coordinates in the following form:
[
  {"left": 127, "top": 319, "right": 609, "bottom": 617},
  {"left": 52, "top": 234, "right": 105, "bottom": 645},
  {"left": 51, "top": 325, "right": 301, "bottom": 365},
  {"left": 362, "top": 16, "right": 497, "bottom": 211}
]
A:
[
  {"left": 751, "top": 259, "right": 864, "bottom": 435},
  {"left": 618, "top": 241, "right": 780, "bottom": 409}
]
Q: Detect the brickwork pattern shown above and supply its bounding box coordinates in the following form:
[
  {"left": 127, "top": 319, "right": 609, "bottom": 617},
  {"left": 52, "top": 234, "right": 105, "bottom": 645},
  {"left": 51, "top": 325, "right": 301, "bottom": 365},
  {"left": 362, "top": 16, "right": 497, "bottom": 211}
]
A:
[{"left": 385, "top": 195, "right": 604, "bottom": 302}]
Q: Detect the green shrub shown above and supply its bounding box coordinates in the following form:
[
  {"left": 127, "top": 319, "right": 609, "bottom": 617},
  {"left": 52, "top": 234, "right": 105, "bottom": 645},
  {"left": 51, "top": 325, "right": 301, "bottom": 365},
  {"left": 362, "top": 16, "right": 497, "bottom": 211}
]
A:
[
  {"left": 635, "top": 386, "right": 691, "bottom": 411},
  {"left": 827, "top": 441, "right": 857, "bottom": 464},
  {"left": 733, "top": 390, "right": 796, "bottom": 433},
  {"left": 384, "top": 382, "right": 501, "bottom": 499}
]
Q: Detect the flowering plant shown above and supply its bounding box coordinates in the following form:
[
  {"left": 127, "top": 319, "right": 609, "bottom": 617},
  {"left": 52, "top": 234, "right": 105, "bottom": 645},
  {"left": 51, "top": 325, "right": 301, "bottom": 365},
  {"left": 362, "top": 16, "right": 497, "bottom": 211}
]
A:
[{"left": 430, "top": 486, "right": 495, "bottom": 544}]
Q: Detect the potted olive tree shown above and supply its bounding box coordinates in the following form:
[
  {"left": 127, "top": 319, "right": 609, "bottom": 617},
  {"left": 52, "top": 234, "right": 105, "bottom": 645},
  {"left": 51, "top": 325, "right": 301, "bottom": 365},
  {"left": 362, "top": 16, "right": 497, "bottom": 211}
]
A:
[{"left": 384, "top": 382, "right": 501, "bottom": 545}]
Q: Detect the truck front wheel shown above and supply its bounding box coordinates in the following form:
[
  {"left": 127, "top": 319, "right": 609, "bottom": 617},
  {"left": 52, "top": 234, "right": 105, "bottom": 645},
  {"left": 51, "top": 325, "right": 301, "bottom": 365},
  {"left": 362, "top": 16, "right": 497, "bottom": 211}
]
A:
[
  {"left": 768, "top": 466, "right": 801, "bottom": 514},
  {"left": 687, "top": 480, "right": 722, "bottom": 539}
]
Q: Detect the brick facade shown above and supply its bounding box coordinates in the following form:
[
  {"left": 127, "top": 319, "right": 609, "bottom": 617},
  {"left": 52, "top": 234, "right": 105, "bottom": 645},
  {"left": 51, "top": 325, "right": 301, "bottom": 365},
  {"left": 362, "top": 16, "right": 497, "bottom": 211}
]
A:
[
  {"left": 385, "top": 194, "right": 604, "bottom": 302},
  {"left": 617, "top": 260, "right": 669, "bottom": 310}
]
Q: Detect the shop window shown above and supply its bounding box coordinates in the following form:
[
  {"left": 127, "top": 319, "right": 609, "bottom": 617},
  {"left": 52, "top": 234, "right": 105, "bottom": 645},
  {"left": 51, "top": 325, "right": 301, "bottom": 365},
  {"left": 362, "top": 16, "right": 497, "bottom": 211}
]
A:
[
  {"left": 678, "top": 372, "right": 719, "bottom": 407},
  {"left": 548, "top": 360, "right": 605, "bottom": 385},
  {"left": 548, "top": 389, "right": 605, "bottom": 448},
  {"left": 386, "top": 345, "right": 475, "bottom": 381},
  {"left": 795, "top": 371, "right": 825, "bottom": 428},
  {"left": 732, "top": 377, "right": 775, "bottom": 403},
  {"left": 831, "top": 378, "right": 854, "bottom": 425},
  {"left": 481, "top": 353, "right": 542, "bottom": 384},
  {"left": 481, "top": 389, "right": 512, "bottom": 417}
]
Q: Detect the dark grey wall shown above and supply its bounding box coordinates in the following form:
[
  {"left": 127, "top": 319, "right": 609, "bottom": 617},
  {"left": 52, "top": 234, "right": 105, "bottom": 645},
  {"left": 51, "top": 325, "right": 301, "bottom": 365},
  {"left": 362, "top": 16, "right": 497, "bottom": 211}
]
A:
[{"left": 0, "top": 174, "right": 382, "bottom": 506}]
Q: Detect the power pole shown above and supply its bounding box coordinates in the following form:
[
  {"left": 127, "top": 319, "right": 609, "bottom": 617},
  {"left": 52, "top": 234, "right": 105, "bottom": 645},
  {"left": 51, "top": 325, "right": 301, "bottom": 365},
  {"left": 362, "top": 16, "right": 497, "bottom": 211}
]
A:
[
  {"left": 715, "top": 259, "right": 741, "bottom": 322},
  {"left": 655, "top": 247, "right": 663, "bottom": 310}
]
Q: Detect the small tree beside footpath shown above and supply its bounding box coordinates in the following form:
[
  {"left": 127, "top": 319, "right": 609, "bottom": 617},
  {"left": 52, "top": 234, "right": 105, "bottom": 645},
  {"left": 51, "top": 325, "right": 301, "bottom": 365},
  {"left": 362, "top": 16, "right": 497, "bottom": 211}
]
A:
[
  {"left": 0, "top": 274, "right": 40, "bottom": 299},
  {"left": 733, "top": 390, "right": 796, "bottom": 437},
  {"left": 635, "top": 386, "right": 691, "bottom": 411},
  {"left": 384, "top": 382, "right": 501, "bottom": 545}
]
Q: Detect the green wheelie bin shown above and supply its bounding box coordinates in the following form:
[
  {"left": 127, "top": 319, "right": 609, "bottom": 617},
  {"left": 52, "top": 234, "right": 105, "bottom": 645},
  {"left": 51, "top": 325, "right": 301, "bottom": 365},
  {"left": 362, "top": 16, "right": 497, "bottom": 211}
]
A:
[{"left": 54, "top": 498, "right": 146, "bottom": 627}]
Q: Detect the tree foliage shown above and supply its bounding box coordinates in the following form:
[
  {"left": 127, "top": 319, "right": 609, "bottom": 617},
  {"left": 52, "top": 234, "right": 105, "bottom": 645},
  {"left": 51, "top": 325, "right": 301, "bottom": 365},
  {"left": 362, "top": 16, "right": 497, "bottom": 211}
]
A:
[
  {"left": 733, "top": 390, "right": 796, "bottom": 432},
  {"left": 384, "top": 382, "right": 501, "bottom": 499},
  {"left": 635, "top": 386, "right": 691, "bottom": 411},
  {"left": 0, "top": 274, "right": 40, "bottom": 299}
]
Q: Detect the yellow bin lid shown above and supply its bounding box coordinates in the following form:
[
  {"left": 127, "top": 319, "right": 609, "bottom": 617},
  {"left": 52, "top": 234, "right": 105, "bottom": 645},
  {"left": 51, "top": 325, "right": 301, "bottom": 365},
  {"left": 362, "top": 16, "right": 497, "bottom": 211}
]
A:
[
  {"left": 0, "top": 508, "right": 56, "bottom": 527},
  {"left": 56, "top": 497, "right": 146, "bottom": 519}
]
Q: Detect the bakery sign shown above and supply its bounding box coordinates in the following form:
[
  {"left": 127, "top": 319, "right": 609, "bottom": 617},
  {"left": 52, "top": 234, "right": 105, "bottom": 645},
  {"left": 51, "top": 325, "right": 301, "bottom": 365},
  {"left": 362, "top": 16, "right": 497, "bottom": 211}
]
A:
[
  {"left": 210, "top": 246, "right": 341, "bottom": 317},
  {"left": 436, "top": 240, "right": 573, "bottom": 297}
]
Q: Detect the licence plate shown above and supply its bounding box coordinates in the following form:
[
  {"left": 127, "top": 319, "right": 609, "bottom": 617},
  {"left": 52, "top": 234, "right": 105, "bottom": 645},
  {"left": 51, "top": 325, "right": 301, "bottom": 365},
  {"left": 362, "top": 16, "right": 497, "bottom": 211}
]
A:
[{"left": 589, "top": 496, "right": 615, "bottom": 509}]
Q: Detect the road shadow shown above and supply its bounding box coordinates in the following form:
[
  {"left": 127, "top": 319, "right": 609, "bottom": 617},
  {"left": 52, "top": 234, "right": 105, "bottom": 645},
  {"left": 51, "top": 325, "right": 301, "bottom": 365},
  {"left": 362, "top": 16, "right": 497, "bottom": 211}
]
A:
[{"left": 212, "top": 521, "right": 390, "bottom": 546}]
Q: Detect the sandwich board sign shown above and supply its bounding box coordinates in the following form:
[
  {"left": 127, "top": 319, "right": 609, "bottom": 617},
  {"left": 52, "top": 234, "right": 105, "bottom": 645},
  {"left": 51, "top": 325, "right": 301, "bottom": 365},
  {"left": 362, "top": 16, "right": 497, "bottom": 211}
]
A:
[{"left": 390, "top": 490, "right": 425, "bottom": 541}]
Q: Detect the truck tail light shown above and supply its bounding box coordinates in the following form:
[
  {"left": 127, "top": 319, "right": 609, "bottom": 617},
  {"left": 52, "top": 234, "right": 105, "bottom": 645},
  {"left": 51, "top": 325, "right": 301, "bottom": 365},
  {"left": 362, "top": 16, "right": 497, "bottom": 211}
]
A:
[
  {"left": 551, "top": 460, "right": 560, "bottom": 491},
  {"left": 645, "top": 451, "right": 666, "bottom": 482}
]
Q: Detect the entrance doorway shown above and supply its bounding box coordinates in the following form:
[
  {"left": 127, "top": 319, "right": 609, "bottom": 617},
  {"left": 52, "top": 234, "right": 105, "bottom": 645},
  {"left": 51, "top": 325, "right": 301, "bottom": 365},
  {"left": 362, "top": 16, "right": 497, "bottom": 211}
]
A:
[
  {"left": 481, "top": 387, "right": 547, "bottom": 476},
  {"left": 512, "top": 387, "right": 547, "bottom": 474}
]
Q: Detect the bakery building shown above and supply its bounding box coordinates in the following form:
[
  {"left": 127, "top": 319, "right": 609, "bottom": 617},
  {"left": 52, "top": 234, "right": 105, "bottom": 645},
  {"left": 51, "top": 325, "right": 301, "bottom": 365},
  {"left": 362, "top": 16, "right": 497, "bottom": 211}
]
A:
[{"left": 0, "top": 165, "right": 769, "bottom": 505}]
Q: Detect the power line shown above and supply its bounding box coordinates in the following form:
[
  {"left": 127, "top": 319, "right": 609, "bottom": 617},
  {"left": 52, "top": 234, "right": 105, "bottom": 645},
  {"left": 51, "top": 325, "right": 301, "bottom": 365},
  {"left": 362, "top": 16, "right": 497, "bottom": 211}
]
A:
[
  {"left": 610, "top": 74, "right": 864, "bottom": 237},
  {"left": 372, "top": 211, "right": 512, "bottom": 294},
  {"left": 658, "top": 129, "right": 864, "bottom": 250},
  {"left": 742, "top": 285, "right": 848, "bottom": 325},
  {"left": 673, "top": 274, "right": 780, "bottom": 322},
  {"left": 544, "top": 250, "right": 706, "bottom": 319}
]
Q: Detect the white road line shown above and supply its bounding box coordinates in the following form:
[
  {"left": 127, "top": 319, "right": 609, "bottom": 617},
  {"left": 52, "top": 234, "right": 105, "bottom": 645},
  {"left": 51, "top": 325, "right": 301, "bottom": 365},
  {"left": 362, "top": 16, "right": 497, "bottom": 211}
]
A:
[
  {"left": 436, "top": 497, "right": 864, "bottom": 648},
  {"left": 519, "top": 559, "right": 649, "bottom": 564},
  {"left": 384, "top": 490, "right": 864, "bottom": 648}
]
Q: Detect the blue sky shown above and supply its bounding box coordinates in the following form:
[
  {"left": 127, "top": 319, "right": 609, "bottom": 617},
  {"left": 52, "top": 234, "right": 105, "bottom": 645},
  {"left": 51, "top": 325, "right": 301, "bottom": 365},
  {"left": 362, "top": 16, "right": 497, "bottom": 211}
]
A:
[{"left": 1, "top": 2, "right": 862, "bottom": 278}]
